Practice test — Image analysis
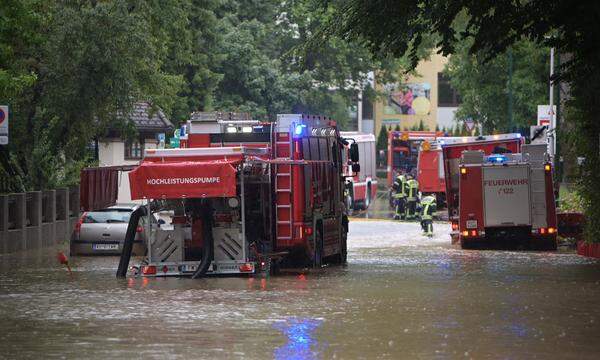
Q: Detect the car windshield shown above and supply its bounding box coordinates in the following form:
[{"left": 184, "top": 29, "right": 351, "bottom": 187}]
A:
[{"left": 82, "top": 210, "right": 132, "bottom": 224}]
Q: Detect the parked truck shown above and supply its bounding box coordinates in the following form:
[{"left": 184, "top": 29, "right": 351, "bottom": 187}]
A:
[
  {"left": 81, "top": 113, "right": 357, "bottom": 277},
  {"left": 386, "top": 130, "right": 444, "bottom": 186},
  {"left": 440, "top": 134, "right": 523, "bottom": 242},
  {"left": 340, "top": 132, "right": 377, "bottom": 211},
  {"left": 456, "top": 144, "right": 557, "bottom": 250}
]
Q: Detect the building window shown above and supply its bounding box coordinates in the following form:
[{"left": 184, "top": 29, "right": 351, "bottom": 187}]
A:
[
  {"left": 438, "top": 73, "right": 461, "bottom": 107},
  {"left": 125, "top": 139, "right": 144, "bottom": 159}
]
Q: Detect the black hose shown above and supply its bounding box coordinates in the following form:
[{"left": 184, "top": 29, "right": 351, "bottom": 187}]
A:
[
  {"left": 116, "top": 206, "right": 147, "bottom": 278},
  {"left": 191, "top": 205, "right": 214, "bottom": 279}
]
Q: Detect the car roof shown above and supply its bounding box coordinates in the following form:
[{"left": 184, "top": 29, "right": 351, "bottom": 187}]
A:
[{"left": 104, "top": 203, "right": 140, "bottom": 211}]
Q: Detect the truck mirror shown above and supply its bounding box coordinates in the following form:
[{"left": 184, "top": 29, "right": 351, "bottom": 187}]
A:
[
  {"left": 350, "top": 143, "right": 359, "bottom": 162},
  {"left": 352, "top": 163, "right": 360, "bottom": 173}
]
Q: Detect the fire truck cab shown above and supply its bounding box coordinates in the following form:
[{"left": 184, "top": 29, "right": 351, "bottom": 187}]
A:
[
  {"left": 121, "top": 113, "right": 352, "bottom": 277},
  {"left": 340, "top": 132, "right": 377, "bottom": 211},
  {"left": 457, "top": 144, "right": 557, "bottom": 250},
  {"left": 386, "top": 130, "right": 443, "bottom": 186}
]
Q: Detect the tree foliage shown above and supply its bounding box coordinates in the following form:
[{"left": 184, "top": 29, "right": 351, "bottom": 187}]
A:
[
  {"left": 1, "top": 0, "right": 397, "bottom": 192},
  {"left": 376, "top": 124, "right": 388, "bottom": 152},
  {"left": 319, "top": 0, "right": 600, "bottom": 242},
  {"left": 445, "top": 40, "right": 548, "bottom": 133}
]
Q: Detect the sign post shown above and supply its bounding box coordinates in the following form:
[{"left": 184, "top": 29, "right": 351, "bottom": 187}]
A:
[{"left": 0, "top": 105, "right": 8, "bottom": 145}]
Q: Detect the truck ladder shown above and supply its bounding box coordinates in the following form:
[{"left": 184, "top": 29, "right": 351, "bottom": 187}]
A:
[{"left": 273, "top": 132, "right": 293, "bottom": 245}]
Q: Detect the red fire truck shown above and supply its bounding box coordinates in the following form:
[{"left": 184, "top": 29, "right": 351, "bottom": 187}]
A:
[
  {"left": 456, "top": 144, "right": 557, "bottom": 250},
  {"left": 386, "top": 130, "right": 443, "bottom": 186},
  {"left": 441, "top": 134, "right": 523, "bottom": 239},
  {"left": 340, "top": 132, "right": 377, "bottom": 211},
  {"left": 80, "top": 113, "right": 357, "bottom": 277}
]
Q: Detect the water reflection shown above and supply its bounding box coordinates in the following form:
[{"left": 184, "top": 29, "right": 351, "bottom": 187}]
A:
[{"left": 273, "top": 317, "right": 323, "bottom": 360}]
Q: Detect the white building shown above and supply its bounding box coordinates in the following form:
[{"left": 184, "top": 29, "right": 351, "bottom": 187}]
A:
[{"left": 98, "top": 102, "right": 173, "bottom": 203}]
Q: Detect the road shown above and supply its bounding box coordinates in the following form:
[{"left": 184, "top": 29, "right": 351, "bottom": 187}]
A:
[{"left": 1, "top": 217, "right": 599, "bottom": 358}]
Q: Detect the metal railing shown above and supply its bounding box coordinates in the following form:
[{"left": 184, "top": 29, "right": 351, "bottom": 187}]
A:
[{"left": 0, "top": 187, "right": 80, "bottom": 254}]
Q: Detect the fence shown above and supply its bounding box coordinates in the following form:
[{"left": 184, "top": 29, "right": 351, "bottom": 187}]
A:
[{"left": 0, "top": 187, "right": 79, "bottom": 254}]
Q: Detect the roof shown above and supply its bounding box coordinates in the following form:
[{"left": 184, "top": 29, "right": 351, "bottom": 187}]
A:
[
  {"left": 126, "top": 102, "right": 173, "bottom": 133},
  {"left": 340, "top": 131, "right": 376, "bottom": 142}
]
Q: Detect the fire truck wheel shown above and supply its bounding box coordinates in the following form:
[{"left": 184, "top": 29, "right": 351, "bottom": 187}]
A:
[{"left": 314, "top": 227, "right": 324, "bottom": 268}]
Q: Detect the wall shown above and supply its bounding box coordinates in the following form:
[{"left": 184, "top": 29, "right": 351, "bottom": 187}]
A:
[
  {"left": 0, "top": 188, "right": 79, "bottom": 254},
  {"left": 98, "top": 137, "right": 157, "bottom": 203},
  {"left": 437, "top": 107, "right": 458, "bottom": 131}
]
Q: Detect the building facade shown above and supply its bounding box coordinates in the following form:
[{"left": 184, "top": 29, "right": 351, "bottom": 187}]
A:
[{"left": 373, "top": 53, "right": 460, "bottom": 135}]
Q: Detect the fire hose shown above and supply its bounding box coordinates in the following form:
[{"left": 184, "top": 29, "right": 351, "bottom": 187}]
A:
[
  {"left": 116, "top": 206, "right": 147, "bottom": 278},
  {"left": 192, "top": 202, "right": 214, "bottom": 279}
]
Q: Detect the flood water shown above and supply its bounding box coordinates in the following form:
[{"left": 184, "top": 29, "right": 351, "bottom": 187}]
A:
[{"left": 1, "top": 219, "right": 600, "bottom": 359}]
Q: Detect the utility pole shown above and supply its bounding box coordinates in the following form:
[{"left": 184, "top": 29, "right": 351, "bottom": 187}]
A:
[
  {"left": 549, "top": 47, "right": 556, "bottom": 159},
  {"left": 508, "top": 48, "right": 514, "bottom": 133},
  {"left": 357, "top": 89, "right": 363, "bottom": 132}
]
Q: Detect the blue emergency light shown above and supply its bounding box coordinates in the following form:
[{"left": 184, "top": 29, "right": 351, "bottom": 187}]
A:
[
  {"left": 488, "top": 154, "right": 507, "bottom": 163},
  {"left": 293, "top": 124, "right": 307, "bottom": 138}
]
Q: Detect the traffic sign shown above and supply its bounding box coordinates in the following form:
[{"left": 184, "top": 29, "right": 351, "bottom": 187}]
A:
[
  {"left": 465, "top": 118, "right": 475, "bottom": 132},
  {"left": 537, "top": 105, "right": 555, "bottom": 126},
  {"left": 0, "top": 105, "right": 8, "bottom": 145}
]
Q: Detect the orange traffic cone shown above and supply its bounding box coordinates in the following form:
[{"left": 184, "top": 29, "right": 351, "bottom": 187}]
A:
[{"left": 57, "top": 252, "right": 72, "bottom": 274}]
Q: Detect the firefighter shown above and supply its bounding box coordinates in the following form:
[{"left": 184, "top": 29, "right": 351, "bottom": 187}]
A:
[
  {"left": 419, "top": 195, "right": 437, "bottom": 236},
  {"left": 405, "top": 177, "right": 419, "bottom": 220},
  {"left": 392, "top": 174, "right": 407, "bottom": 220}
]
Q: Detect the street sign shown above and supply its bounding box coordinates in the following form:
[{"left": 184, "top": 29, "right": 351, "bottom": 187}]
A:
[
  {"left": 465, "top": 118, "right": 475, "bottom": 132},
  {"left": 0, "top": 105, "right": 8, "bottom": 145},
  {"left": 537, "top": 105, "right": 556, "bottom": 126}
]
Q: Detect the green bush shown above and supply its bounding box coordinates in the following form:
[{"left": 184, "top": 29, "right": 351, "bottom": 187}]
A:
[{"left": 558, "top": 187, "right": 586, "bottom": 213}]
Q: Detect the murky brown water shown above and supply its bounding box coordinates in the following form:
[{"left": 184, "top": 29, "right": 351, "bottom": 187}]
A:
[{"left": 1, "top": 219, "right": 600, "bottom": 359}]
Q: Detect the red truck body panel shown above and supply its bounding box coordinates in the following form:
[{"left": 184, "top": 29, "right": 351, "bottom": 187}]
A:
[{"left": 417, "top": 149, "right": 445, "bottom": 195}]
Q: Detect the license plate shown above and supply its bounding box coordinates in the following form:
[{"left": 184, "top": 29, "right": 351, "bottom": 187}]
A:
[
  {"left": 181, "top": 264, "right": 197, "bottom": 272},
  {"left": 93, "top": 243, "right": 119, "bottom": 251},
  {"left": 466, "top": 220, "right": 478, "bottom": 229}
]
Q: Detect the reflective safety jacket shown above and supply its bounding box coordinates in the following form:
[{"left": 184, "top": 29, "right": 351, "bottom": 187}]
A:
[
  {"left": 393, "top": 175, "right": 407, "bottom": 198},
  {"left": 407, "top": 179, "right": 419, "bottom": 200},
  {"left": 420, "top": 195, "right": 437, "bottom": 220}
]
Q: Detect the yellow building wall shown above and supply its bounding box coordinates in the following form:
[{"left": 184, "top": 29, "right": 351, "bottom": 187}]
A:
[{"left": 374, "top": 53, "right": 449, "bottom": 133}]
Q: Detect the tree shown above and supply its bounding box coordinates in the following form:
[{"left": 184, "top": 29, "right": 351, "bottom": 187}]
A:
[
  {"left": 164, "top": 0, "right": 225, "bottom": 124},
  {"left": 376, "top": 124, "right": 388, "bottom": 151},
  {"left": 1, "top": 1, "right": 183, "bottom": 191},
  {"left": 445, "top": 39, "right": 548, "bottom": 133}
]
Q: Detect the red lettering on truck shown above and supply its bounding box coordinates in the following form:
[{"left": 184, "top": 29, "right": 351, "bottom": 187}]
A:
[{"left": 483, "top": 178, "right": 528, "bottom": 187}]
